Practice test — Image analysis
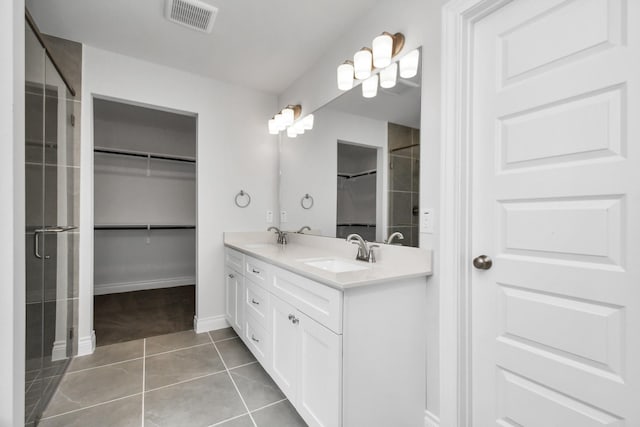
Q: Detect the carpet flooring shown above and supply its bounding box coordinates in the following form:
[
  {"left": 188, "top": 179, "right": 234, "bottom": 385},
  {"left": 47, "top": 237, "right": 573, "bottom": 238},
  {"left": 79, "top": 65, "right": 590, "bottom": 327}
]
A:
[{"left": 93, "top": 285, "right": 195, "bottom": 347}]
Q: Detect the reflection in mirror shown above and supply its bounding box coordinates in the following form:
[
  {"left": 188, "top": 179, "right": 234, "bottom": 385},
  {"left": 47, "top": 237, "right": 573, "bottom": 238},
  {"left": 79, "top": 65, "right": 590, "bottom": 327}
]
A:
[{"left": 279, "top": 48, "right": 421, "bottom": 246}]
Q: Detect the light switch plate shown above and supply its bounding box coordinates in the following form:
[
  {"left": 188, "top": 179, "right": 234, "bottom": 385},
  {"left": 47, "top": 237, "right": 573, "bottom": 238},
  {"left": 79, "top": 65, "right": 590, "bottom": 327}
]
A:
[
  {"left": 266, "top": 210, "right": 273, "bottom": 223},
  {"left": 422, "top": 209, "right": 434, "bottom": 233},
  {"left": 280, "top": 210, "right": 288, "bottom": 223}
]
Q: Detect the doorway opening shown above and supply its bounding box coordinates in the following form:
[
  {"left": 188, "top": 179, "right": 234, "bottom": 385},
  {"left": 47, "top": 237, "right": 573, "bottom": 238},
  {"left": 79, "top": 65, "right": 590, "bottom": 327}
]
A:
[
  {"left": 92, "top": 98, "right": 197, "bottom": 346},
  {"left": 336, "top": 141, "right": 378, "bottom": 241}
]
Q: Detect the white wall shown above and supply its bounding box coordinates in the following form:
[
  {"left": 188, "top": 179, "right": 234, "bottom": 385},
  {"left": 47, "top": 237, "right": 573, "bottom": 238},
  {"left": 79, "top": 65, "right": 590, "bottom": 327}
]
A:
[
  {"left": 279, "top": 108, "right": 387, "bottom": 239},
  {"left": 0, "top": 0, "right": 26, "bottom": 424},
  {"left": 78, "top": 46, "right": 279, "bottom": 351},
  {"left": 277, "top": 0, "right": 446, "bottom": 419}
]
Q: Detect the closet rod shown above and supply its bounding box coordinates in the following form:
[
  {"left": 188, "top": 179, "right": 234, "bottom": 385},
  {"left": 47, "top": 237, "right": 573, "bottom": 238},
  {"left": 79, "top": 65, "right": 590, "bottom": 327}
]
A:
[
  {"left": 94, "top": 225, "right": 196, "bottom": 230},
  {"left": 94, "top": 147, "right": 196, "bottom": 164},
  {"left": 337, "top": 170, "right": 377, "bottom": 179},
  {"left": 336, "top": 223, "right": 376, "bottom": 228}
]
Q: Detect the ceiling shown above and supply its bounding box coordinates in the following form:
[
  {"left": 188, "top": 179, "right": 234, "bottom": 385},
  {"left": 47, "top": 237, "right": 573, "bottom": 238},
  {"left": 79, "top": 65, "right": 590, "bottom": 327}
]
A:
[{"left": 26, "top": 0, "right": 381, "bottom": 95}]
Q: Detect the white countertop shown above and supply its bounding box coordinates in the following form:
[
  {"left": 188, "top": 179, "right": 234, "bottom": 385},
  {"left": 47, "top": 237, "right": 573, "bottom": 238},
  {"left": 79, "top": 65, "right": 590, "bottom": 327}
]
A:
[{"left": 224, "top": 232, "right": 432, "bottom": 290}]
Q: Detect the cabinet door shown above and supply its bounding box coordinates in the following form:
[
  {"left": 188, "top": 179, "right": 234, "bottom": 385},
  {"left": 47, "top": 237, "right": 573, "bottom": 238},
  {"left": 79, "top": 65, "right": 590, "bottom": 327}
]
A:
[
  {"left": 224, "top": 267, "right": 237, "bottom": 328},
  {"left": 297, "top": 311, "right": 342, "bottom": 427},
  {"left": 269, "top": 295, "right": 299, "bottom": 402}
]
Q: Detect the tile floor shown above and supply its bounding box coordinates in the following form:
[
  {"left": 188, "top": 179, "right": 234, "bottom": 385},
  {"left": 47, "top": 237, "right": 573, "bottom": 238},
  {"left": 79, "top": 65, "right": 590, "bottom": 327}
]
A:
[{"left": 38, "top": 328, "right": 308, "bottom": 427}]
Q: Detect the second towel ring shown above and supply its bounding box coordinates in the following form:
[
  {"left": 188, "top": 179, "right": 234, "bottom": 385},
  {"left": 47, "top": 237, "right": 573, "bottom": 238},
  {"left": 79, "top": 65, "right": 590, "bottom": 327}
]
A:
[
  {"left": 235, "top": 190, "right": 251, "bottom": 208},
  {"left": 300, "top": 193, "right": 314, "bottom": 209}
]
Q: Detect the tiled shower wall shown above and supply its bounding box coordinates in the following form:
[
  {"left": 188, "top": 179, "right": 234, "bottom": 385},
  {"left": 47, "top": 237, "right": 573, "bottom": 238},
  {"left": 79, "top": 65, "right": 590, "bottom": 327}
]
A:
[{"left": 388, "top": 123, "right": 420, "bottom": 247}]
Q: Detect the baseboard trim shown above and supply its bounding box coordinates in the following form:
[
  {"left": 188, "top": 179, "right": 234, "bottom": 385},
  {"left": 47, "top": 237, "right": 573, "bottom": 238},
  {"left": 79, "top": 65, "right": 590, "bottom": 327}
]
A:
[
  {"left": 77, "top": 330, "right": 96, "bottom": 356},
  {"left": 94, "top": 277, "right": 196, "bottom": 295},
  {"left": 51, "top": 340, "right": 69, "bottom": 362},
  {"left": 194, "top": 315, "right": 229, "bottom": 334},
  {"left": 425, "top": 410, "right": 440, "bottom": 427}
]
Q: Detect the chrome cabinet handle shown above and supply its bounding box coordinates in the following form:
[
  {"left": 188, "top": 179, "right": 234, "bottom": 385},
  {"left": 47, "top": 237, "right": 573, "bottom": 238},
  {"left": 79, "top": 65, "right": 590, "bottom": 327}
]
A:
[
  {"left": 288, "top": 314, "right": 294, "bottom": 321},
  {"left": 251, "top": 299, "right": 260, "bottom": 305},
  {"left": 252, "top": 268, "right": 260, "bottom": 274},
  {"left": 251, "top": 334, "right": 260, "bottom": 343},
  {"left": 228, "top": 273, "right": 235, "bottom": 279},
  {"left": 288, "top": 314, "right": 299, "bottom": 325}
]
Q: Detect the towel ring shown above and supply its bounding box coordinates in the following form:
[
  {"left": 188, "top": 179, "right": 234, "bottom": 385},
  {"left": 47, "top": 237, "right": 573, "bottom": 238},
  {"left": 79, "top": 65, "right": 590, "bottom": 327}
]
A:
[
  {"left": 300, "top": 193, "right": 314, "bottom": 210},
  {"left": 235, "top": 190, "right": 251, "bottom": 208}
]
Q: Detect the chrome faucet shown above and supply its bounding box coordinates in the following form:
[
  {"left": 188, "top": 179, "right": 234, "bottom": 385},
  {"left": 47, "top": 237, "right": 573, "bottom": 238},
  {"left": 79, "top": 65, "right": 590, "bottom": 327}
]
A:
[
  {"left": 346, "top": 233, "right": 379, "bottom": 263},
  {"left": 267, "top": 226, "right": 288, "bottom": 245},
  {"left": 297, "top": 226, "right": 311, "bottom": 234},
  {"left": 386, "top": 232, "right": 405, "bottom": 245}
]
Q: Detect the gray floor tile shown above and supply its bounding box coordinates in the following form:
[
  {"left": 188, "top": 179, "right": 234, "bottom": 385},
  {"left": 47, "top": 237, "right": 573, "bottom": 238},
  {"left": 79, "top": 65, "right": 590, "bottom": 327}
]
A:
[
  {"left": 145, "top": 343, "right": 225, "bottom": 390},
  {"left": 214, "top": 415, "right": 254, "bottom": 427},
  {"left": 39, "top": 394, "right": 142, "bottom": 427},
  {"left": 230, "top": 363, "right": 284, "bottom": 411},
  {"left": 252, "top": 400, "right": 307, "bottom": 427},
  {"left": 146, "top": 330, "right": 210, "bottom": 355},
  {"left": 210, "top": 327, "right": 238, "bottom": 342},
  {"left": 67, "top": 339, "right": 144, "bottom": 372},
  {"left": 216, "top": 338, "right": 256, "bottom": 368},
  {"left": 42, "top": 359, "right": 143, "bottom": 417},
  {"left": 144, "top": 373, "right": 247, "bottom": 427}
]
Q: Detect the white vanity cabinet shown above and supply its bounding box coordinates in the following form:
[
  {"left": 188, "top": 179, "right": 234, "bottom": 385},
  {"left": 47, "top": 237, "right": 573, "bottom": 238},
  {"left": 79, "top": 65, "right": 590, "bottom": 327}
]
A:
[
  {"left": 224, "top": 249, "right": 245, "bottom": 336},
  {"left": 223, "top": 245, "right": 427, "bottom": 427}
]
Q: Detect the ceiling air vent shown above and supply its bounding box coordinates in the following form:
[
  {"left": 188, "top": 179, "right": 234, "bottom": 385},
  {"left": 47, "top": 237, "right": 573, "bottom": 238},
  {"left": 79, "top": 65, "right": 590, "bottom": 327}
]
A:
[{"left": 165, "top": 0, "right": 218, "bottom": 33}]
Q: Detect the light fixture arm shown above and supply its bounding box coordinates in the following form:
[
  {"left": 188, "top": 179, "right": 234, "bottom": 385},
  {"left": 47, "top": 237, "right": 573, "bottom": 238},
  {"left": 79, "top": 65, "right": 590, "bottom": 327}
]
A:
[{"left": 384, "top": 32, "right": 405, "bottom": 58}]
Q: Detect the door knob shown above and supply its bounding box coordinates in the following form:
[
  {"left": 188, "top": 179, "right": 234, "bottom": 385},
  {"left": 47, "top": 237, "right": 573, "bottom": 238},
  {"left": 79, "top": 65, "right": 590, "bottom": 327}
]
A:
[{"left": 473, "top": 255, "right": 492, "bottom": 270}]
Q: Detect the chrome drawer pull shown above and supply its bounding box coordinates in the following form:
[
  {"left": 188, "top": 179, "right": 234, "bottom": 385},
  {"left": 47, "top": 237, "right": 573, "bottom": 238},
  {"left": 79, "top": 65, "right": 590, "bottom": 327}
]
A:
[
  {"left": 251, "top": 299, "right": 260, "bottom": 305},
  {"left": 251, "top": 335, "right": 260, "bottom": 343},
  {"left": 252, "top": 268, "right": 260, "bottom": 274},
  {"left": 228, "top": 273, "right": 234, "bottom": 279},
  {"left": 288, "top": 314, "right": 299, "bottom": 325}
]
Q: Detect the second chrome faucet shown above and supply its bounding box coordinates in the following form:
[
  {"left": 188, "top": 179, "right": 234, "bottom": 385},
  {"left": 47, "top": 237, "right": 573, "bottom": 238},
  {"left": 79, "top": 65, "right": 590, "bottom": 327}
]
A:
[{"left": 346, "top": 233, "right": 379, "bottom": 263}]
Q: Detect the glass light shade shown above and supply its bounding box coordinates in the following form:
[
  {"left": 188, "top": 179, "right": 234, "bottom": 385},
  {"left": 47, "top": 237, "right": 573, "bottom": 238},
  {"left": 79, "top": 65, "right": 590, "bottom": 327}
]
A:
[
  {"left": 337, "top": 62, "right": 354, "bottom": 91},
  {"left": 362, "top": 74, "right": 379, "bottom": 98},
  {"left": 372, "top": 33, "right": 393, "bottom": 69},
  {"left": 380, "top": 62, "right": 398, "bottom": 89},
  {"left": 286, "top": 126, "right": 297, "bottom": 138},
  {"left": 399, "top": 49, "right": 420, "bottom": 79},
  {"left": 282, "top": 107, "right": 295, "bottom": 126},
  {"left": 274, "top": 113, "right": 286, "bottom": 131},
  {"left": 294, "top": 121, "right": 305, "bottom": 135},
  {"left": 354, "top": 48, "right": 372, "bottom": 80},
  {"left": 303, "top": 114, "right": 314, "bottom": 130},
  {"left": 268, "top": 119, "right": 279, "bottom": 135}
]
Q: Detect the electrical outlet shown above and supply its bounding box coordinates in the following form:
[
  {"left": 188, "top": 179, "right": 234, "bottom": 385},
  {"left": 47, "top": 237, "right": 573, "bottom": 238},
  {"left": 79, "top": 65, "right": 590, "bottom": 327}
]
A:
[
  {"left": 422, "top": 209, "right": 434, "bottom": 233},
  {"left": 280, "top": 210, "right": 288, "bottom": 223},
  {"left": 266, "top": 210, "right": 273, "bottom": 223}
]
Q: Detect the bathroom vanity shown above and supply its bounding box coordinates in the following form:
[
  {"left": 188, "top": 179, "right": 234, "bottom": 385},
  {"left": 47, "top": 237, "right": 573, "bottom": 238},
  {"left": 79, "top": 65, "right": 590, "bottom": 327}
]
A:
[{"left": 224, "top": 231, "right": 431, "bottom": 427}]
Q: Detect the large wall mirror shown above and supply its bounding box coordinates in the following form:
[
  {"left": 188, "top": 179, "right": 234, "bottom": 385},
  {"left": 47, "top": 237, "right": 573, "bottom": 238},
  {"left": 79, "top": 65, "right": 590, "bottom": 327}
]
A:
[{"left": 279, "top": 48, "right": 422, "bottom": 246}]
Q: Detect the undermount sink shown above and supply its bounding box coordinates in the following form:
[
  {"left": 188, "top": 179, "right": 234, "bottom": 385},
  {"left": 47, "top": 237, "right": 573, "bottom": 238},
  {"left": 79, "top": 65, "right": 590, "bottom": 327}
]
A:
[{"left": 302, "top": 258, "right": 370, "bottom": 273}]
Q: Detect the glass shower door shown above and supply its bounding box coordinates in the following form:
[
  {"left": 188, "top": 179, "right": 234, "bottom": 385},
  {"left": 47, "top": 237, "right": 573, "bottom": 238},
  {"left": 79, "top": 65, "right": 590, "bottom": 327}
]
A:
[{"left": 25, "top": 23, "right": 78, "bottom": 426}]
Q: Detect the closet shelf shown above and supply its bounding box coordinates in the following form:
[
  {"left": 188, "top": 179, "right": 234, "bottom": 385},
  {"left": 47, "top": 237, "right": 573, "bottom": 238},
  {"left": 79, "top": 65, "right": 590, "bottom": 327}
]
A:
[
  {"left": 94, "top": 147, "right": 196, "bottom": 164},
  {"left": 337, "top": 170, "right": 377, "bottom": 179},
  {"left": 336, "top": 223, "right": 376, "bottom": 228},
  {"left": 94, "top": 224, "right": 196, "bottom": 230}
]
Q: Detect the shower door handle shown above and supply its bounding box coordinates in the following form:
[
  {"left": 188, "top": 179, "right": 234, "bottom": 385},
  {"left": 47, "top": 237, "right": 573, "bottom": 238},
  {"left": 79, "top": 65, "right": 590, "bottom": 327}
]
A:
[{"left": 34, "top": 226, "right": 78, "bottom": 259}]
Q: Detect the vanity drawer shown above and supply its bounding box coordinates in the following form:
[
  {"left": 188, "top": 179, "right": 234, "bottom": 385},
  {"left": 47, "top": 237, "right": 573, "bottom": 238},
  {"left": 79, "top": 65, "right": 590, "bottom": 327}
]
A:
[
  {"left": 245, "top": 279, "right": 269, "bottom": 324},
  {"left": 225, "top": 248, "right": 245, "bottom": 273},
  {"left": 244, "top": 312, "right": 270, "bottom": 366},
  {"left": 271, "top": 266, "right": 343, "bottom": 334},
  {"left": 245, "top": 256, "right": 271, "bottom": 288}
]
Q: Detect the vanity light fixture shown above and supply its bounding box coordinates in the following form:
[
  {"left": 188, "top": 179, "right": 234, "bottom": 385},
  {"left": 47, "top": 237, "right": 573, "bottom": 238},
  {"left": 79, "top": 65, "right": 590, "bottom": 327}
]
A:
[
  {"left": 337, "top": 31, "right": 413, "bottom": 98},
  {"left": 399, "top": 49, "right": 420, "bottom": 79},
  {"left": 267, "top": 105, "right": 314, "bottom": 138},
  {"left": 372, "top": 32, "right": 405, "bottom": 68},
  {"left": 362, "top": 74, "right": 379, "bottom": 98},
  {"left": 354, "top": 48, "right": 373, "bottom": 80},
  {"left": 379, "top": 62, "right": 398, "bottom": 89},
  {"left": 337, "top": 60, "right": 355, "bottom": 91}
]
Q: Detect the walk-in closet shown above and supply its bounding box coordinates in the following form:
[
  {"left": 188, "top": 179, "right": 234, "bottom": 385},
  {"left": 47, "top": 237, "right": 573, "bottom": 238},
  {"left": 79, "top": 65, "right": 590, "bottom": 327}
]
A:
[{"left": 93, "top": 99, "right": 196, "bottom": 346}]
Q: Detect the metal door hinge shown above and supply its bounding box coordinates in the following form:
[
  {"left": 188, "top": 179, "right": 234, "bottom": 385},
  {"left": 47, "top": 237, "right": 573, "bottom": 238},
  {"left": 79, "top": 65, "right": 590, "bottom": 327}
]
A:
[{"left": 70, "top": 114, "right": 76, "bottom": 127}]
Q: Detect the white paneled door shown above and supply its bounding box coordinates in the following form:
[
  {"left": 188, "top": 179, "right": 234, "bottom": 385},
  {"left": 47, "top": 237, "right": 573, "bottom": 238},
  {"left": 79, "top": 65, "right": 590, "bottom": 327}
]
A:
[{"left": 471, "top": 0, "right": 639, "bottom": 425}]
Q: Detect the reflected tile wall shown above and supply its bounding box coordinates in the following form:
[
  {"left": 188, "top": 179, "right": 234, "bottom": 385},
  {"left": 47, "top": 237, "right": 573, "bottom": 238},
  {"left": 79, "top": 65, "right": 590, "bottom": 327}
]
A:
[{"left": 388, "top": 123, "right": 420, "bottom": 247}]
